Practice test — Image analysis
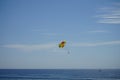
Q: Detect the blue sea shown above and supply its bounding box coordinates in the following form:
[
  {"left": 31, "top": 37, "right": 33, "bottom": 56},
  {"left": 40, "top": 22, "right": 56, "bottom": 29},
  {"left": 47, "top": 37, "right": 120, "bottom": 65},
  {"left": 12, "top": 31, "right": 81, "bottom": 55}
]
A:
[{"left": 0, "top": 69, "right": 120, "bottom": 80}]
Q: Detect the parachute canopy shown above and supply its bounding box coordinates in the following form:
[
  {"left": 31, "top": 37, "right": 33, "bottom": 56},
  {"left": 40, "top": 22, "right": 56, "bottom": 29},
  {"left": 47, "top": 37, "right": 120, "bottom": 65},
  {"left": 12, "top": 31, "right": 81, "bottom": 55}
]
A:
[{"left": 59, "top": 40, "right": 66, "bottom": 48}]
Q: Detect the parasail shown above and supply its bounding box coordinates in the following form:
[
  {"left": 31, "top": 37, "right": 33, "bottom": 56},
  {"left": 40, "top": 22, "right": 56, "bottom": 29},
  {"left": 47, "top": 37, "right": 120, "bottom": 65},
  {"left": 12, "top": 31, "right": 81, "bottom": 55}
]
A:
[{"left": 58, "top": 40, "right": 66, "bottom": 48}]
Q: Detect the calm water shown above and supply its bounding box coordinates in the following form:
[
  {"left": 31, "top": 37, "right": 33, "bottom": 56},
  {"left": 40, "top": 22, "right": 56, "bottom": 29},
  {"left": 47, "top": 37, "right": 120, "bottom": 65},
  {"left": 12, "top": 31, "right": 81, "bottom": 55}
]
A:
[{"left": 0, "top": 69, "right": 120, "bottom": 80}]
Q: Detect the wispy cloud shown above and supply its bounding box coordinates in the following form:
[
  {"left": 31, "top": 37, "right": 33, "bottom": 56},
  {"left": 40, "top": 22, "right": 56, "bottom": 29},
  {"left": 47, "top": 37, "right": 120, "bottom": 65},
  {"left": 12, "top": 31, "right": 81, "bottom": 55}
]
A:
[
  {"left": 71, "top": 40, "right": 120, "bottom": 47},
  {"left": 1, "top": 41, "right": 120, "bottom": 52},
  {"left": 96, "top": 3, "right": 120, "bottom": 24},
  {"left": 88, "top": 30, "right": 109, "bottom": 33},
  {"left": 1, "top": 43, "right": 57, "bottom": 51}
]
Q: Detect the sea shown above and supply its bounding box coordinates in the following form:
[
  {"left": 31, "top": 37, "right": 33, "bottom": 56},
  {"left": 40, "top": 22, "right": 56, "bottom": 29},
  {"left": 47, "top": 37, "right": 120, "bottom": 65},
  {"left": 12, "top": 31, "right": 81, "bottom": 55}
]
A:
[{"left": 0, "top": 69, "right": 120, "bottom": 80}]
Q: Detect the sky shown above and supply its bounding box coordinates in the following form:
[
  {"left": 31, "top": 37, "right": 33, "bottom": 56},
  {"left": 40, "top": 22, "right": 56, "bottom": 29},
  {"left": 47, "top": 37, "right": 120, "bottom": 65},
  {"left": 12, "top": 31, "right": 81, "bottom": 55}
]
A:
[{"left": 0, "top": 0, "right": 120, "bottom": 69}]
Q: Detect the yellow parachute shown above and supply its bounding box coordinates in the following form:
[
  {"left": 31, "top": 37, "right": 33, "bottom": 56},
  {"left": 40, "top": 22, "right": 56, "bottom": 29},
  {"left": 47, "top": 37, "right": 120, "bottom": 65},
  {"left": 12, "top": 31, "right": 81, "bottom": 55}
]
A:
[{"left": 59, "top": 40, "right": 66, "bottom": 48}]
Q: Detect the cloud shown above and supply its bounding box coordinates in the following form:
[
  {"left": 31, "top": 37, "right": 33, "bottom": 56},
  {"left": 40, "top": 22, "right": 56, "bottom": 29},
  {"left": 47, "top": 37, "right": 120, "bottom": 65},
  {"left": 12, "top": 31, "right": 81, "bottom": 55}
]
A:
[
  {"left": 71, "top": 41, "right": 120, "bottom": 47},
  {"left": 98, "top": 19, "right": 120, "bottom": 24},
  {"left": 96, "top": 3, "right": 120, "bottom": 24},
  {"left": 1, "top": 41, "right": 120, "bottom": 52},
  {"left": 1, "top": 43, "right": 57, "bottom": 51},
  {"left": 88, "top": 30, "right": 109, "bottom": 33}
]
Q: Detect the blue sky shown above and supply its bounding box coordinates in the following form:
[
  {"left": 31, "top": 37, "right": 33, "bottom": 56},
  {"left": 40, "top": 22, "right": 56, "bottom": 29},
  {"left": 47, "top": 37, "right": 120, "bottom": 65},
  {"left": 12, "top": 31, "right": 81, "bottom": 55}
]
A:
[{"left": 0, "top": 0, "right": 120, "bottom": 69}]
